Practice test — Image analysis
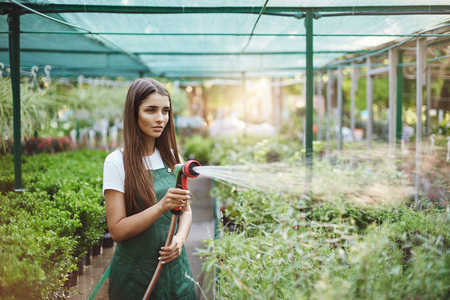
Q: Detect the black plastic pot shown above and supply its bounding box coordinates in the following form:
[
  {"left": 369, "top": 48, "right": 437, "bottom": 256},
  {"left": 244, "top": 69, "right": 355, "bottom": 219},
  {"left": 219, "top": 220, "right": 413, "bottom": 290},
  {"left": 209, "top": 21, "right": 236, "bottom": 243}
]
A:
[
  {"left": 103, "top": 232, "right": 114, "bottom": 248},
  {"left": 57, "top": 280, "right": 70, "bottom": 300},
  {"left": 69, "top": 270, "right": 78, "bottom": 287},
  {"left": 92, "top": 237, "right": 103, "bottom": 256},
  {"left": 85, "top": 248, "right": 92, "bottom": 266},
  {"left": 77, "top": 258, "right": 85, "bottom": 276}
]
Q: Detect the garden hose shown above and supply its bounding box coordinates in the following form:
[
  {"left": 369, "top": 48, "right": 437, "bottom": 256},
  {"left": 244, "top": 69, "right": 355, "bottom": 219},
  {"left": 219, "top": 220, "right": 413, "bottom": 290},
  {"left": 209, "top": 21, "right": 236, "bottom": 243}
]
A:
[
  {"left": 142, "top": 160, "right": 201, "bottom": 300},
  {"left": 87, "top": 265, "right": 110, "bottom": 300}
]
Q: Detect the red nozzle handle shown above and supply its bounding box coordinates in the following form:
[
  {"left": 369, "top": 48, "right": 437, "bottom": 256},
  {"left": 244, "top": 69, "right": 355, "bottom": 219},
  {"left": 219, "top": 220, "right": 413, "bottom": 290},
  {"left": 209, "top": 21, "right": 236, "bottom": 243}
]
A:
[{"left": 171, "top": 160, "right": 201, "bottom": 214}]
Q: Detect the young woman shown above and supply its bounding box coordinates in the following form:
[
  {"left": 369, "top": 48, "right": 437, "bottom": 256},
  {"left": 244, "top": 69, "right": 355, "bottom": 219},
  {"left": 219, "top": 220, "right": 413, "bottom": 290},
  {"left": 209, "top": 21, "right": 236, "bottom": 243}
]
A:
[{"left": 103, "top": 78, "right": 197, "bottom": 299}]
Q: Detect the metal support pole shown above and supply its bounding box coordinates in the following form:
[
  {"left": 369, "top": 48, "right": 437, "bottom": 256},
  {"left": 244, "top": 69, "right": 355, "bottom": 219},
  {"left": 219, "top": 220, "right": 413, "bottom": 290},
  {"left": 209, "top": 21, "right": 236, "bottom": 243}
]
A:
[
  {"left": 337, "top": 68, "right": 343, "bottom": 151},
  {"left": 317, "top": 72, "right": 323, "bottom": 141},
  {"left": 350, "top": 64, "right": 358, "bottom": 142},
  {"left": 305, "top": 10, "right": 314, "bottom": 185},
  {"left": 425, "top": 66, "right": 431, "bottom": 137},
  {"left": 388, "top": 48, "right": 398, "bottom": 153},
  {"left": 415, "top": 37, "right": 426, "bottom": 208},
  {"left": 366, "top": 57, "right": 374, "bottom": 149},
  {"left": 8, "top": 6, "right": 22, "bottom": 191},
  {"left": 396, "top": 51, "right": 403, "bottom": 144},
  {"left": 326, "top": 69, "right": 332, "bottom": 155}
]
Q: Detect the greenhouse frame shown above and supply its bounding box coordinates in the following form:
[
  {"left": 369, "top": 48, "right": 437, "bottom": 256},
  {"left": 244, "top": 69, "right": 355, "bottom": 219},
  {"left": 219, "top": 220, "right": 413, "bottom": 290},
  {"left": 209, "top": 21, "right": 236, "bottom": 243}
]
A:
[{"left": 1, "top": 0, "right": 449, "bottom": 202}]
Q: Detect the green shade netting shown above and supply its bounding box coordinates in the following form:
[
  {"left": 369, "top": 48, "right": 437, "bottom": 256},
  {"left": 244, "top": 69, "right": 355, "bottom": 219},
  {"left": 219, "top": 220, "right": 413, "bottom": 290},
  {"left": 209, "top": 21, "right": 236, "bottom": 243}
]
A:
[{"left": 0, "top": 0, "right": 449, "bottom": 79}]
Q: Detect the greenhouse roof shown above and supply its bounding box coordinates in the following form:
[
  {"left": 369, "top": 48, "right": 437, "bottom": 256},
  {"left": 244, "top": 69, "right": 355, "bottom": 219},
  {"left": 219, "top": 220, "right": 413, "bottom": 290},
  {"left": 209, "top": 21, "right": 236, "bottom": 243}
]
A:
[{"left": 1, "top": 0, "right": 450, "bottom": 79}]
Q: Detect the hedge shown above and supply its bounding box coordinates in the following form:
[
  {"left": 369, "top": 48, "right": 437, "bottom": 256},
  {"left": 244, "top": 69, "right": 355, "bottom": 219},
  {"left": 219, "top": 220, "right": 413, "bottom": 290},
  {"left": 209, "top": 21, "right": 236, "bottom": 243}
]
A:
[{"left": 0, "top": 150, "right": 107, "bottom": 299}]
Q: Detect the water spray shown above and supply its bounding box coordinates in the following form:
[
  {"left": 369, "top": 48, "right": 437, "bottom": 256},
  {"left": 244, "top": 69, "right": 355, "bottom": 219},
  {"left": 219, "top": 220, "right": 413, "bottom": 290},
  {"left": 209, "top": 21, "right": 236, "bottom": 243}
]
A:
[
  {"left": 143, "top": 160, "right": 201, "bottom": 300},
  {"left": 192, "top": 163, "right": 307, "bottom": 194}
]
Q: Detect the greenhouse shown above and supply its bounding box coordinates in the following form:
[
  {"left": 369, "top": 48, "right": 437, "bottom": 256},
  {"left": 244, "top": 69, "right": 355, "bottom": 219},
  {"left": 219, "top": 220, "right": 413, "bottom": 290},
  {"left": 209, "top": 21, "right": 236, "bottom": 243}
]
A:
[{"left": 0, "top": 1, "right": 449, "bottom": 299}]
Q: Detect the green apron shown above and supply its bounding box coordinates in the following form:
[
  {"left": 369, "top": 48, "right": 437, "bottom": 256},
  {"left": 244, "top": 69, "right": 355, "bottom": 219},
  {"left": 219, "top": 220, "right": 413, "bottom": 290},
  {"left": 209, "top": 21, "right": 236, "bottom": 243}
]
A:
[{"left": 108, "top": 162, "right": 197, "bottom": 300}]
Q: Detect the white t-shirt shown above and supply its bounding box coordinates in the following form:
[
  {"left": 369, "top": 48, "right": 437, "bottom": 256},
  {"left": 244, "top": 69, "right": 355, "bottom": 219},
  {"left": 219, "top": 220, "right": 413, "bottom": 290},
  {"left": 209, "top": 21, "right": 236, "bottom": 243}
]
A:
[{"left": 102, "top": 148, "right": 166, "bottom": 196}]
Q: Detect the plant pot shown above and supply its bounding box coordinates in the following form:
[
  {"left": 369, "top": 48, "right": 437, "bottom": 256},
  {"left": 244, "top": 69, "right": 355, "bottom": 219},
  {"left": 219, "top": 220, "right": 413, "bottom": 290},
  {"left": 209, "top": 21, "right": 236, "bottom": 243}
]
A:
[
  {"left": 77, "top": 257, "right": 85, "bottom": 276},
  {"left": 85, "top": 247, "right": 92, "bottom": 266},
  {"left": 57, "top": 280, "right": 70, "bottom": 300},
  {"left": 69, "top": 270, "right": 78, "bottom": 287},
  {"left": 103, "top": 232, "right": 114, "bottom": 248},
  {"left": 92, "top": 237, "right": 103, "bottom": 256},
  {"left": 63, "top": 276, "right": 70, "bottom": 291}
]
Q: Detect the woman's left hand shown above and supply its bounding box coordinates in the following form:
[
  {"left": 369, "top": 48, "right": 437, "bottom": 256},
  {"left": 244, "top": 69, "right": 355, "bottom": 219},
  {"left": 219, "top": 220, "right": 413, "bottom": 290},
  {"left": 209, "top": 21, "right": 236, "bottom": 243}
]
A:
[{"left": 159, "top": 235, "right": 185, "bottom": 264}]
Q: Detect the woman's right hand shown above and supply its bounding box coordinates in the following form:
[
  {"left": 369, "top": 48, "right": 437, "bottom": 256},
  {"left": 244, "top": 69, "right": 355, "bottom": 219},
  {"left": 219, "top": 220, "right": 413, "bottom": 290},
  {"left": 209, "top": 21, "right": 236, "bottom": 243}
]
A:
[{"left": 159, "top": 188, "right": 191, "bottom": 212}]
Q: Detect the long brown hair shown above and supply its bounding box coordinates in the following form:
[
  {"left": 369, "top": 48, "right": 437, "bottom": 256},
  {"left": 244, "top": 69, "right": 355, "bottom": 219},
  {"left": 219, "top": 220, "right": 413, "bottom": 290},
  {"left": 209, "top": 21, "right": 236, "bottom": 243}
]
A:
[{"left": 122, "top": 78, "right": 181, "bottom": 216}]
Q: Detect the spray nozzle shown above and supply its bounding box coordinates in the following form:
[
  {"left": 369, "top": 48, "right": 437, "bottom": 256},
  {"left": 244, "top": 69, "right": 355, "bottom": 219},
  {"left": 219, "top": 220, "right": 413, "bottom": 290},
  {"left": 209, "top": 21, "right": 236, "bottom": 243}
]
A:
[
  {"left": 171, "top": 160, "right": 201, "bottom": 215},
  {"left": 175, "top": 160, "right": 201, "bottom": 178}
]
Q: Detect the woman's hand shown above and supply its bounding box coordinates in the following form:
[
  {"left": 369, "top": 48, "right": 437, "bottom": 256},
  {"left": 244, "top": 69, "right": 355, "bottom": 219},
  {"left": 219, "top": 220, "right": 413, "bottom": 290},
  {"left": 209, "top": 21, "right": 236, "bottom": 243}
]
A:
[
  {"left": 159, "top": 188, "right": 190, "bottom": 212},
  {"left": 159, "top": 235, "right": 185, "bottom": 264}
]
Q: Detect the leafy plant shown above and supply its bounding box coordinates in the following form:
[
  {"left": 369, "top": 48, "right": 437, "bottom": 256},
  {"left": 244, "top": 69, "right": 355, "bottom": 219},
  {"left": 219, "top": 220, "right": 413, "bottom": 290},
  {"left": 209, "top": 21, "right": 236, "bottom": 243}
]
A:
[
  {"left": 0, "top": 192, "right": 79, "bottom": 299},
  {"left": 199, "top": 136, "right": 449, "bottom": 299},
  {"left": 0, "top": 78, "right": 64, "bottom": 151},
  {"left": 209, "top": 136, "right": 302, "bottom": 166},
  {"left": 182, "top": 134, "right": 215, "bottom": 164},
  {"left": 198, "top": 205, "right": 450, "bottom": 299}
]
